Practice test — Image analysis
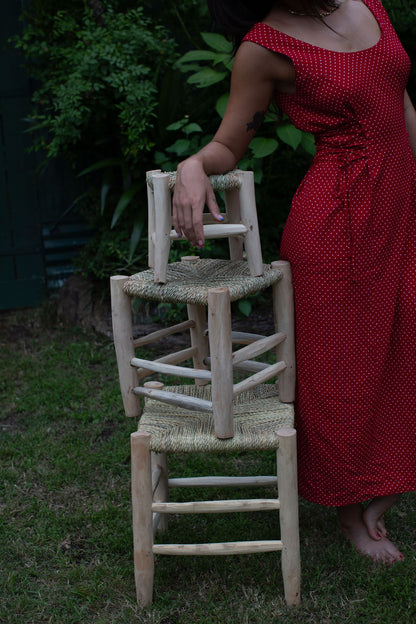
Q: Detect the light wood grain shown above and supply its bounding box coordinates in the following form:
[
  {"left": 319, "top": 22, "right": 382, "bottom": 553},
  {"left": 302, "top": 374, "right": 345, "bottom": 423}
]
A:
[
  {"left": 131, "top": 357, "right": 212, "bottom": 380},
  {"left": 224, "top": 187, "right": 243, "bottom": 260},
  {"left": 146, "top": 169, "right": 161, "bottom": 267},
  {"left": 135, "top": 347, "right": 197, "bottom": 380},
  {"left": 207, "top": 287, "right": 234, "bottom": 438},
  {"left": 152, "top": 452, "right": 169, "bottom": 533},
  {"left": 153, "top": 173, "right": 172, "bottom": 283},
  {"left": 232, "top": 332, "right": 286, "bottom": 365},
  {"left": 132, "top": 385, "right": 213, "bottom": 412},
  {"left": 131, "top": 432, "right": 154, "bottom": 605},
  {"left": 110, "top": 276, "right": 141, "bottom": 417},
  {"left": 232, "top": 361, "right": 287, "bottom": 396},
  {"left": 168, "top": 476, "right": 277, "bottom": 488},
  {"left": 133, "top": 319, "right": 195, "bottom": 347},
  {"left": 272, "top": 260, "right": 296, "bottom": 402},
  {"left": 153, "top": 541, "right": 283, "bottom": 555},
  {"left": 237, "top": 170, "right": 263, "bottom": 276},
  {"left": 152, "top": 499, "right": 280, "bottom": 514}
]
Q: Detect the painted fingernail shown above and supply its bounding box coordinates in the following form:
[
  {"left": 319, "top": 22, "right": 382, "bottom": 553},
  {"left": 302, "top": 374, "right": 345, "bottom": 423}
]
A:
[
  {"left": 218, "top": 215, "right": 224, "bottom": 221},
  {"left": 376, "top": 533, "right": 381, "bottom": 538}
]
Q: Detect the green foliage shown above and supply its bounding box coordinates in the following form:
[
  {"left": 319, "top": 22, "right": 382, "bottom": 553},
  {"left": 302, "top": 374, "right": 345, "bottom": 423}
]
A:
[
  {"left": 10, "top": 0, "right": 214, "bottom": 281},
  {"left": 13, "top": 5, "right": 174, "bottom": 167},
  {"left": 384, "top": 0, "right": 416, "bottom": 99},
  {"left": 74, "top": 224, "right": 147, "bottom": 285},
  {"left": 157, "top": 31, "right": 315, "bottom": 187}
]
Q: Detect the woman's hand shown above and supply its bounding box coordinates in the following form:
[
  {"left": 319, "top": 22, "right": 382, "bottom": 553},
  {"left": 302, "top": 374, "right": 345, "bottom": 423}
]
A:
[{"left": 172, "top": 158, "right": 224, "bottom": 248}]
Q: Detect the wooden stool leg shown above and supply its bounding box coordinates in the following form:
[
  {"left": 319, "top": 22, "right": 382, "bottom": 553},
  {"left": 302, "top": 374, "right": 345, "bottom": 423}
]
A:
[
  {"left": 110, "top": 276, "right": 141, "bottom": 417},
  {"left": 152, "top": 452, "right": 169, "bottom": 532},
  {"left": 277, "top": 427, "right": 301, "bottom": 607},
  {"left": 131, "top": 432, "right": 154, "bottom": 606},
  {"left": 153, "top": 173, "right": 172, "bottom": 284},
  {"left": 207, "top": 287, "right": 234, "bottom": 439},
  {"left": 147, "top": 169, "right": 161, "bottom": 268},
  {"left": 238, "top": 170, "right": 263, "bottom": 277},
  {"left": 187, "top": 303, "right": 209, "bottom": 386},
  {"left": 180, "top": 256, "right": 209, "bottom": 386},
  {"left": 224, "top": 187, "right": 243, "bottom": 261},
  {"left": 272, "top": 260, "right": 296, "bottom": 403}
]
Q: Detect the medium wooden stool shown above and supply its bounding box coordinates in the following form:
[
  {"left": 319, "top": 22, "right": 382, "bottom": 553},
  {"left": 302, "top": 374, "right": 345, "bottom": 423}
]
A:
[{"left": 111, "top": 259, "right": 295, "bottom": 439}]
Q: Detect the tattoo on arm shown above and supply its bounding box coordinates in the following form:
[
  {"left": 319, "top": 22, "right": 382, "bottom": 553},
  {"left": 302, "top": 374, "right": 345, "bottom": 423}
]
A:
[{"left": 246, "top": 111, "right": 265, "bottom": 132}]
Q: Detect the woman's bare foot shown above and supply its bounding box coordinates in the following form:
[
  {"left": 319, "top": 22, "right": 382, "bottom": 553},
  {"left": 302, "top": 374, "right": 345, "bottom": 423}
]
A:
[
  {"left": 338, "top": 503, "right": 403, "bottom": 563},
  {"left": 363, "top": 494, "right": 401, "bottom": 540}
]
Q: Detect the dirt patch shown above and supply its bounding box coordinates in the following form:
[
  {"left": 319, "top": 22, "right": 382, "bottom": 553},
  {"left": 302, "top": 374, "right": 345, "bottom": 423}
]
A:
[
  {"left": 56, "top": 275, "right": 276, "bottom": 353},
  {"left": 0, "top": 412, "right": 23, "bottom": 433}
]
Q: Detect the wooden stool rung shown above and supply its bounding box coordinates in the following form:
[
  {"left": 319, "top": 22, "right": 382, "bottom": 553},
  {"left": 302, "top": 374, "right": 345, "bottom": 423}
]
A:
[
  {"left": 133, "top": 319, "right": 196, "bottom": 348},
  {"left": 133, "top": 386, "right": 213, "bottom": 412},
  {"left": 163, "top": 223, "right": 248, "bottom": 242},
  {"left": 131, "top": 357, "right": 212, "bottom": 380},
  {"left": 153, "top": 540, "right": 284, "bottom": 556},
  {"left": 168, "top": 475, "right": 277, "bottom": 488},
  {"left": 233, "top": 361, "right": 287, "bottom": 396},
  {"left": 152, "top": 499, "right": 280, "bottom": 514},
  {"left": 231, "top": 331, "right": 266, "bottom": 344},
  {"left": 232, "top": 332, "right": 286, "bottom": 366},
  {"left": 135, "top": 347, "right": 198, "bottom": 380}
]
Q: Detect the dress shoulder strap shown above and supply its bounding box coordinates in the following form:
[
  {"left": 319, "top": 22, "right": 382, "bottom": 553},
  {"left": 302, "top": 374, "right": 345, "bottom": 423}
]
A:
[{"left": 242, "top": 22, "right": 304, "bottom": 65}]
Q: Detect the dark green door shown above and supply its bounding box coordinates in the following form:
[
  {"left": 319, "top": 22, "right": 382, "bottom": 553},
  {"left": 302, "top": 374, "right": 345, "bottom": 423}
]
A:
[{"left": 0, "top": 1, "right": 46, "bottom": 309}]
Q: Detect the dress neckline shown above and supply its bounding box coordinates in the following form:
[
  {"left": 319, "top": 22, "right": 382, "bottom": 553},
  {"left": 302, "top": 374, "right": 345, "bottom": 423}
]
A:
[{"left": 260, "top": 0, "right": 383, "bottom": 55}]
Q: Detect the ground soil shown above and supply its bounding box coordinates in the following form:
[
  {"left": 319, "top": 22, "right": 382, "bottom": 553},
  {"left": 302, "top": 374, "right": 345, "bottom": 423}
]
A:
[
  {"left": 54, "top": 275, "right": 276, "bottom": 353},
  {"left": 0, "top": 275, "right": 276, "bottom": 357}
]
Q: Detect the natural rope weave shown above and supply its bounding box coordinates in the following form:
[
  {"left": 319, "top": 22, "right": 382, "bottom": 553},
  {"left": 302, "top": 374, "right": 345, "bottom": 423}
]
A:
[
  {"left": 138, "top": 384, "right": 294, "bottom": 453},
  {"left": 146, "top": 170, "right": 242, "bottom": 192},
  {"left": 123, "top": 259, "right": 282, "bottom": 304}
]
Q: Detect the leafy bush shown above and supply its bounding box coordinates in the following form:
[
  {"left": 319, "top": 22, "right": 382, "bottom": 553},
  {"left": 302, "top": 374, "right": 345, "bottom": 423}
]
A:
[{"left": 14, "top": 4, "right": 174, "bottom": 167}]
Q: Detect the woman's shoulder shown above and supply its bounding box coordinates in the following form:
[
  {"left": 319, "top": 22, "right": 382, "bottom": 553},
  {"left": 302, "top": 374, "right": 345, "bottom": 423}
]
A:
[{"left": 234, "top": 33, "right": 296, "bottom": 87}]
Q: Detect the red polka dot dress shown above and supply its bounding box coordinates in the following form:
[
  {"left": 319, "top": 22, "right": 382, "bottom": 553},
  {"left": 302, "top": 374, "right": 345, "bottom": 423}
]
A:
[{"left": 244, "top": 0, "right": 416, "bottom": 506}]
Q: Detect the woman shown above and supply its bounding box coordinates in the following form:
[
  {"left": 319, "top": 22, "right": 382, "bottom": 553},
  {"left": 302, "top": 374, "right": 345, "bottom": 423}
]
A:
[{"left": 172, "top": 0, "right": 416, "bottom": 563}]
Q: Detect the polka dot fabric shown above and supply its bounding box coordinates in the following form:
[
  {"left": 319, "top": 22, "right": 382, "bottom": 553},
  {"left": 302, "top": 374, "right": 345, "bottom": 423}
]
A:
[{"left": 244, "top": 0, "right": 416, "bottom": 506}]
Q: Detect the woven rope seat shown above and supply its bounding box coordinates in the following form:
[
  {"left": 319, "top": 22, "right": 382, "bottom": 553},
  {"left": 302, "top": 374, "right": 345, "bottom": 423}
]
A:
[
  {"left": 123, "top": 259, "right": 282, "bottom": 305},
  {"left": 138, "top": 384, "right": 294, "bottom": 453},
  {"left": 146, "top": 170, "right": 242, "bottom": 192}
]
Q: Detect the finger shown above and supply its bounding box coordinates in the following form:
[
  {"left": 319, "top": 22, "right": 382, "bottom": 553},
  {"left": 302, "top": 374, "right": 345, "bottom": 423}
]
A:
[
  {"left": 206, "top": 189, "right": 224, "bottom": 222},
  {"left": 172, "top": 197, "right": 183, "bottom": 238},
  {"left": 191, "top": 202, "right": 205, "bottom": 248},
  {"left": 182, "top": 202, "right": 203, "bottom": 247}
]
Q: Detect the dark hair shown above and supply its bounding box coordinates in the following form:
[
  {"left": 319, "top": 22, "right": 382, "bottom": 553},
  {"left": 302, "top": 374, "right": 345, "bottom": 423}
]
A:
[{"left": 207, "top": 0, "right": 339, "bottom": 50}]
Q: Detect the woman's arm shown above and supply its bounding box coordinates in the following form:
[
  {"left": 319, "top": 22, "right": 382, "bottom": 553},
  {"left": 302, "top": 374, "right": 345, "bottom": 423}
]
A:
[
  {"left": 172, "top": 42, "right": 295, "bottom": 247},
  {"left": 404, "top": 90, "right": 416, "bottom": 161}
]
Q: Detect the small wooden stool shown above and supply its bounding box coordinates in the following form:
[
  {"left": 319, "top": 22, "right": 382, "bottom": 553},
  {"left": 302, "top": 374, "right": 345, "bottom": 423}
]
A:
[{"left": 146, "top": 169, "right": 263, "bottom": 283}]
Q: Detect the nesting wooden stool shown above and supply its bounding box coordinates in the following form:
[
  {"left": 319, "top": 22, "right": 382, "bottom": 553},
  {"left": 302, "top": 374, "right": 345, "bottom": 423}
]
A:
[
  {"left": 110, "top": 169, "right": 301, "bottom": 607},
  {"left": 146, "top": 169, "right": 263, "bottom": 283}
]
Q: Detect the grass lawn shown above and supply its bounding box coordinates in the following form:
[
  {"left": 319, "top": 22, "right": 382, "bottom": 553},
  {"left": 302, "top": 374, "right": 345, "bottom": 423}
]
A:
[{"left": 1, "top": 304, "right": 416, "bottom": 624}]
